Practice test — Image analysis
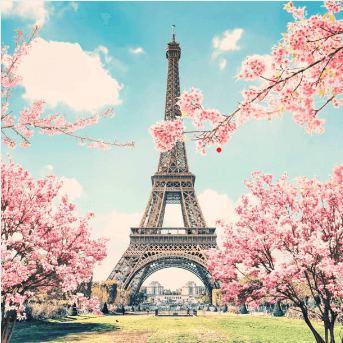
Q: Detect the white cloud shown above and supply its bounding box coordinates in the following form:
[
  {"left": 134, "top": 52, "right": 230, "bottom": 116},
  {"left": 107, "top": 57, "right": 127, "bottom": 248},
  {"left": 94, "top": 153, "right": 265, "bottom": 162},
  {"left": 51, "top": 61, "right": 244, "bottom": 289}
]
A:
[
  {"left": 1, "top": 1, "right": 13, "bottom": 14},
  {"left": 71, "top": 2, "right": 78, "bottom": 12},
  {"left": 97, "top": 45, "right": 109, "bottom": 57},
  {"left": 163, "top": 204, "right": 184, "bottom": 227},
  {"left": 101, "top": 211, "right": 142, "bottom": 242},
  {"left": 212, "top": 29, "right": 243, "bottom": 68},
  {"left": 45, "top": 165, "right": 53, "bottom": 171},
  {"left": 56, "top": 1, "right": 79, "bottom": 17},
  {"left": 1, "top": 1, "right": 50, "bottom": 27},
  {"left": 58, "top": 177, "right": 83, "bottom": 200},
  {"left": 17, "top": 38, "right": 123, "bottom": 112},
  {"left": 198, "top": 189, "right": 239, "bottom": 247},
  {"left": 94, "top": 45, "right": 127, "bottom": 72},
  {"left": 129, "top": 47, "right": 145, "bottom": 54},
  {"left": 94, "top": 45, "right": 113, "bottom": 65},
  {"left": 198, "top": 189, "right": 239, "bottom": 225},
  {"left": 219, "top": 58, "right": 227, "bottom": 71}
]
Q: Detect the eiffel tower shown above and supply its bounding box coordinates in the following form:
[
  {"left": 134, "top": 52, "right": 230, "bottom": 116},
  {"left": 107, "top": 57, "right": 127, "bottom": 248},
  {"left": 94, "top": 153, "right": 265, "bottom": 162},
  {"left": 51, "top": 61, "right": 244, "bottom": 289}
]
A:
[{"left": 107, "top": 26, "right": 219, "bottom": 302}]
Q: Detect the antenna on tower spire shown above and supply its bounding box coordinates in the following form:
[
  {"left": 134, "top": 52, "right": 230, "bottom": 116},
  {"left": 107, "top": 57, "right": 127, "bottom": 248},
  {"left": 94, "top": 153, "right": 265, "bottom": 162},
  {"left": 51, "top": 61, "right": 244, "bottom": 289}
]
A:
[{"left": 172, "top": 25, "right": 175, "bottom": 42}]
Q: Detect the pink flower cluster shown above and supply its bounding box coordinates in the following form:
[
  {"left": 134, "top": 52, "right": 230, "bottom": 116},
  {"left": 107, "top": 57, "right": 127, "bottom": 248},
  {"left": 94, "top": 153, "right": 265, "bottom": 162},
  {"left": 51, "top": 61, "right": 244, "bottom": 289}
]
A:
[
  {"left": 331, "top": 162, "right": 343, "bottom": 185},
  {"left": 238, "top": 57, "right": 269, "bottom": 80},
  {"left": 1, "top": 156, "right": 109, "bottom": 320},
  {"left": 70, "top": 293, "right": 102, "bottom": 315},
  {"left": 178, "top": 88, "right": 203, "bottom": 118},
  {"left": 324, "top": 1, "right": 342, "bottom": 13},
  {"left": 1, "top": 27, "right": 135, "bottom": 150},
  {"left": 149, "top": 118, "right": 185, "bottom": 151},
  {"left": 3, "top": 293, "right": 28, "bottom": 320},
  {"left": 284, "top": 1, "right": 306, "bottom": 20}
]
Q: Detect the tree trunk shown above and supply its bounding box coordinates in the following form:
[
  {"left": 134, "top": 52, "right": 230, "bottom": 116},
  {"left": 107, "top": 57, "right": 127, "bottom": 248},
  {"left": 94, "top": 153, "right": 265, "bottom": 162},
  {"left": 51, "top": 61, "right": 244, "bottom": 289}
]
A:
[
  {"left": 301, "top": 307, "right": 326, "bottom": 343},
  {"left": 6, "top": 315, "right": 17, "bottom": 343},
  {"left": 1, "top": 310, "right": 17, "bottom": 343},
  {"left": 329, "top": 320, "right": 335, "bottom": 343}
]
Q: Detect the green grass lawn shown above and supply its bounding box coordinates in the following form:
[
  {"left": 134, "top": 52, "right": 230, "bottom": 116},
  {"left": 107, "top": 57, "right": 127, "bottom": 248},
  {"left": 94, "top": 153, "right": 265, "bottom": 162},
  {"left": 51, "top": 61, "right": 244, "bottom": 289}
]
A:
[{"left": 10, "top": 313, "right": 343, "bottom": 343}]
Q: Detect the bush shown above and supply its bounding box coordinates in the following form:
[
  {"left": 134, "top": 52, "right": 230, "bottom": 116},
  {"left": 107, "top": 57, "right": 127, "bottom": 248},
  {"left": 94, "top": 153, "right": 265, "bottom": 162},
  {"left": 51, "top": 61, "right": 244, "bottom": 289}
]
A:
[
  {"left": 273, "top": 302, "right": 284, "bottom": 317},
  {"left": 240, "top": 304, "right": 249, "bottom": 314},
  {"left": 102, "top": 302, "right": 109, "bottom": 314},
  {"left": 114, "top": 289, "right": 130, "bottom": 306},
  {"left": 212, "top": 289, "right": 222, "bottom": 306},
  {"left": 24, "top": 306, "right": 33, "bottom": 321},
  {"left": 91, "top": 281, "right": 117, "bottom": 304},
  {"left": 227, "top": 306, "right": 238, "bottom": 314},
  {"left": 107, "top": 304, "right": 118, "bottom": 314},
  {"left": 68, "top": 303, "right": 78, "bottom": 316},
  {"left": 285, "top": 307, "right": 322, "bottom": 321},
  {"left": 25, "top": 303, "right": 67, "bottom": 320}
]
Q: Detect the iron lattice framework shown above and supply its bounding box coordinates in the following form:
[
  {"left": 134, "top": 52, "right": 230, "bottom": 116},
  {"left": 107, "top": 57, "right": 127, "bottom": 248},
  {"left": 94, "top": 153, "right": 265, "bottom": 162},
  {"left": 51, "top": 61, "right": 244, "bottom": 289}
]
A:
[{"left": 107, "top": 28, "right": 219, "bottom": 302}]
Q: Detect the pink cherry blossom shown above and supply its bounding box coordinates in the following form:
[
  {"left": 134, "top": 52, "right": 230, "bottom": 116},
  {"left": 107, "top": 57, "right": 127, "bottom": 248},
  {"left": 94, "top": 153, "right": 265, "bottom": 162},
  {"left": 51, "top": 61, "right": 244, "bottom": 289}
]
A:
[
  {"left": 324, "top": 1, "right": 342, "bottom": 13},
  {"left": 331, "top": 162, "right": 343, "bottom": 185},
  {"left": 149, "top": 118, "right": 186, "bottom": 151},
  {"left": 70, "top": 294, "right": 102, "bottom": 315}
]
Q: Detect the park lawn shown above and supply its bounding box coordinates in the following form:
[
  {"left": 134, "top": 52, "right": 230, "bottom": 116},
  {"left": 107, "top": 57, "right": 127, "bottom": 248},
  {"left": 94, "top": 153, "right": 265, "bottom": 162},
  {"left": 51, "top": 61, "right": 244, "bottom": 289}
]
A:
[{"left": 10, "top": 313, "right": 343, "bottom": 343}]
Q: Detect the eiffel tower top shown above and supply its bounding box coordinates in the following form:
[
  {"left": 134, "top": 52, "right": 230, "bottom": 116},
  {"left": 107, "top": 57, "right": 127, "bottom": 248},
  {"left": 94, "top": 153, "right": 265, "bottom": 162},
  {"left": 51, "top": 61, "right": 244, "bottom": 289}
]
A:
[
  {"left": 153, "top": 26, "right": 192, "bottom": 178},
  {"left": 164, "top": 25, "right": 181, "bottom": 121},
  {"left": 166, "top": 25, "right": 181, "bottom": 61}
]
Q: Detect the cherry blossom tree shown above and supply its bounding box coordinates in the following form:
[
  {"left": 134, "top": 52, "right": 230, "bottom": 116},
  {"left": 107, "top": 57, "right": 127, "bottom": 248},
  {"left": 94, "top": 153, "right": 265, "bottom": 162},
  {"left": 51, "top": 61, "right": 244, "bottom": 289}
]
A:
[
  {"left": 1, "top": 26, "right": 135, "bottom": 150},
  {"left": 69, "top": 293, "right": 102, "bottom": 315},
  {"left": 150, "top": 1, "right": 342, "bottom": 155},
  {"left": 1, "top": 156, "right": 109, "bottom": 343},
  {"left": 206, "top": 163, "right": 343, "bottom": 343}
]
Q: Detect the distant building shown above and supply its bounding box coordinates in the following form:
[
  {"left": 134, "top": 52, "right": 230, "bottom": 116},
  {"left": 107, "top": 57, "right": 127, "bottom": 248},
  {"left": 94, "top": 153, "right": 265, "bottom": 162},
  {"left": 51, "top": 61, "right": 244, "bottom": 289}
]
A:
[
  {"left": 154, "top": 294, "right": 198, "bottom": 305},
  {"left": 146, "top": 281, "right": 164, "bottom": 295},
  {"left": 181, "top": 281, "right": 205, "bottom": 296}
]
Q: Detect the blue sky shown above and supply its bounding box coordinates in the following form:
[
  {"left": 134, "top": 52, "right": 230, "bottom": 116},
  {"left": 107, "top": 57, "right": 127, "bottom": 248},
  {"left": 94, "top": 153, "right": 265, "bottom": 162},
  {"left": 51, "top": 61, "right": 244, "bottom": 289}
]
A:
[{"left": 2, "top": 1, "right": 343, "bottom": 290}]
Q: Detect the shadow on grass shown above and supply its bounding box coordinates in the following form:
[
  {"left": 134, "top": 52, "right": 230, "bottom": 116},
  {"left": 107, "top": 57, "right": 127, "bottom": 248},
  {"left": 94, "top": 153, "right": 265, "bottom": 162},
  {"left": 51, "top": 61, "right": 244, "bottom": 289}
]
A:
[{"left": 10, "top": 317, "right": 118, "bottom": 343}]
